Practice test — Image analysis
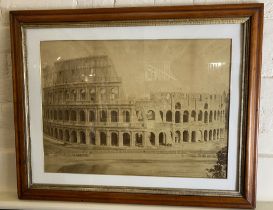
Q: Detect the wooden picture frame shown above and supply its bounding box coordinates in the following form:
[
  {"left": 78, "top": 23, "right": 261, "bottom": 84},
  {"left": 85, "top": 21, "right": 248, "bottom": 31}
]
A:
[{"left": 10, "top": 3, "right": 263, "bottom": 208}]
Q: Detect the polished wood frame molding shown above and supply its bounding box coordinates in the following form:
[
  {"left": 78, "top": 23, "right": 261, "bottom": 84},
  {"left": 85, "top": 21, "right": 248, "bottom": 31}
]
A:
[{"left": 10, "top": 3, "right": 263, "bottom": 208}]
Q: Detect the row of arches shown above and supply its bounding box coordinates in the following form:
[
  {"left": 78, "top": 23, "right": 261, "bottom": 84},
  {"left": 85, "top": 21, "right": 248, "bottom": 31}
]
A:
[
  {"left": 45, "top": 125, "right": 225, "bottom": 147},
  {"left": 45, "top": 86, "right": 119, "bottom": 104},
  {"left": 44, "top": 109, "right": 131, "bottom": 123}
]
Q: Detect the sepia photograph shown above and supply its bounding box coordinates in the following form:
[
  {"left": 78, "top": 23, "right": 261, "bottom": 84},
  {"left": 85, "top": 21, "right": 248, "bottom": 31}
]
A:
[{"left": 41, "top": 39, "right": 231, "bottom": 179}]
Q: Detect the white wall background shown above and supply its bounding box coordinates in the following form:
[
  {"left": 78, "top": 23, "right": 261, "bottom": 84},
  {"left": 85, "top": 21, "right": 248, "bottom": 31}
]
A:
[{"left": 0, "top": 0, "right": 273, "bottom": 209}]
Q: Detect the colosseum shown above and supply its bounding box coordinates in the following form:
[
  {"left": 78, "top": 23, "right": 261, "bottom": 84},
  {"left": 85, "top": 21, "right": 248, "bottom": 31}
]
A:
[{"left": 42, "top": 55, "right": 228, "bottom": 148}]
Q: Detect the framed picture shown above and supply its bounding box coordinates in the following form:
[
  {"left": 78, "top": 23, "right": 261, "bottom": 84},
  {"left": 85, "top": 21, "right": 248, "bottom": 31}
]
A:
[{"left": 10, "top": 3, "right": 263, "bottom": 208}]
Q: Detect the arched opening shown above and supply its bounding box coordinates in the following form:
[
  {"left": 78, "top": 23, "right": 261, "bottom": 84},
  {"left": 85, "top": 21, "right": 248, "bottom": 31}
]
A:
[
  {"left": 175, "top": 130, "right": 181, "bottom": 143},
  {"left": 100, "top": 88, "right": 106, "bottom": 102},
  {"left": 217, "top": 110, "right": 220, "bottom": 120},
  {"left": 54, "top": 128, "right": 58, "bottom": 139},
  {"left": 214, "top": 110, "right": 217, "bottom": 120},
  {"left": 217, "top": 129, "right": 219, "bottom": 139},
  {"left": 111, "top": 110, "right": 118, "bottom": 122},
  {"left": 90, "top": 132, "right": 95, "bottom": 145},
  {"left": 100, "top": 132, "right": 107, "bottom": 145},
  {"left": 136, "top": 110, "right": 143, "bottom": 121},
  {"left": 175, "top": 102, "right": 181, "bottom": 109},
  {"left": 64, "top": 110, "right": 69, "bottom": 121},
  {"left": 100, "top": 110, "right": 107, "bottom": 122},
  {"left": 89, "top": 110, "right": 96, "bottom": 122},
  {"left": 65, "top": 130, "right": 70, "bottom": 142},
  {"left": 204, "top": 103, "right": 208, "bottom": 109},
  {"left": 147, "top": 110, "right": 155, "bottom": 120},
  {"left": 111, "top": 132, "right": 118, "bottom": 146},
  {"left": 149, "top": 132, "right": 155, "bottom": 146},
  {"left": 159, "top": 111, "right": 163, "bottom": 122},
  {"left": 123, "top": 133, "right": 130, "bottom": 146},
  {"left": 58, "top": 110, "right": 63, "bottom": 121},
  {"left": 204, "top": 130, "right": 208, "bottom": 141},
  {"left": 191, "top": 110, "right": 196, "bottom": 121},
  {"left": 198, "top": 110, "right": 202, "bottom": 121},
  {"left": 209, "top": 130, "right": 212, "bottom": 141},
  {"left": 80, "top": 110, "right": 85, "bottom": 122},
  {"left": 191, "top": 131, "right": 196, "bottom": 142},
  {"left": 159, "top": 132, "right": 166, "bottom": 145},
  {"left": 72, "top": 90, "right": 77, "bottom": 101},
  {"left": 183, "top": 130, "right": 189, "bottom": 142},
  {"left": 135, "top": 133, "right": 143, "bottom": 146},
  {"left": 175, "top": 111, "right": 180, "bottom": 123},
  {"left": 80, "top": 89, "right": 86, "bottom": 100},
  {"left": 123, "top": 111, "right": 130, "bottom": 122},
  {"left": 166, "top": 110, "right": 172, "bottom": 122},
  {"left": 71, "top": 110, "right": 77, "bottom": 121},
  {"left": 54, "top": 110, "right": 57, "bottom": 120},
  {"left": 59, "top": 130, "right": 63, "bottom": 140},
  {"left": 80, "top": 131, "right": 86, "bottom": 144},
  {"left": 183, "top": 111, "right": 189, "bottom": 122},
  {"left": 209, "top": 111, "right": 213, "bottom": 122},
  {"left": 71, "top": 131, "right": 77, "bottom": 143},
  {"left": 204, "top": 111, "right": 208, "bottom": 123},
  {"left": 90, "top": 88, "right": 96, "bottom": 103},
  {"left": 213, "top": 129, "right": 216, "bottom": 140},
  {"left": 50, "top": 110, "right": 53, "bottom": 120}
]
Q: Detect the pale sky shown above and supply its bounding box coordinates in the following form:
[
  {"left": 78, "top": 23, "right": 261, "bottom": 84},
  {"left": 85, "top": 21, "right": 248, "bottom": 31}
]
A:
[{"left": 41, "top": 39, "right": 231, "bottom": 98}]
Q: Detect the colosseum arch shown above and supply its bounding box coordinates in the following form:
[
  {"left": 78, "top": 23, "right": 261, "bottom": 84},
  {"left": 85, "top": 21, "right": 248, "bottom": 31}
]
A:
[
  {"left": 71, "top": 131, "right": 77, "bottom": 143},
  {"left": 89, "top": 110, "right": 96, "bottom": 122},
  {"left": 90, "top": 88, "right": 96, "bottom": 103},
  {"left": 183, "top": 111, "right": 189, "bottom": 122},
  {"left": 217, "top": 110, "right": 220, "bottom": 120},
  {"left": 64, "top": 130, "right": 70, "bottom": 142},
  {"left": 204, "top": 111, "right": 208, "bottom": 123},
  {"left": 149, "top": 132, "right": 155, "bottom": 145},
  {"left": 54, "top": 128, "right": 58, "bottom": 139},
  {"left": 58, "top": 110, "right": 63, "bottom": 121},
  {"left": 111, "top": 132, "right": 118, "bottom": 146},
  {"left": 217, "top": 129, "right": 220, "bottom": 139},
  {"left": 54, "top": 110, "right": 58, "bottom": 120},
  {"left": 204, "top": 130, "right": 208, "bottom": 141},
  {"left": 209, "top": 130, "right": 212, "bottom": 141},
  {"left": 159, "top": 132, "right": 166, "bottom": 145},
  {"left": 166, "top": 110, "right": 172, "bottom": 122},
  {"left": 80, "top": 89, "right": 86, "bottom": 100},
  {"left": 59, "top": 129, "right": 63, "bottom": 140},
  {"left": 175, "top": 130, "right": 181, "bottom": 143},
  {"left": 209, "top": 111, "right": 213, "bottom": 122},
  {"left": 214, "top": 110, "right": 217, "bottom": 120},
  {"left": 80, "top": 131, "right": 86, "bottom": 144},
  {"left": 100, "top": 110, "right": 107, "bottom": 122},
  {"left": 89, "top": 132, "right": 95, "bottom": 145},
  {"left": 198, "top": 110, "right": 202, "bottom": 121},
  {"left": 123, "top": 111, "right": 130, "bottom": 122},
  {"left": 71, "top": 110, "right": 77, "bottom": 121},
  {"left": 64, "top": 110, "right": 69, "bottom": 121},
  {"left": 100, "top": 132, "right": 107, "bottom": 145},
  {"left": 135, "top": 133, "right": 143, "bottom": 146},
  {"left": 175, "top": 102, "right": 181, "bottom": 109},
  {"left": 80, "top": 110, "right": 86, "bottom": 122},
  {"left": 72, "top": 90, "right": 77, "bottom": 101},
  {"left": 183, "top": 130, "right": 189, "bottom": 142},
  {"left": 196, "top": 130, "right": 202, "bottom": 142},
  {"left": 175, "top": 111, "right": 180, "bottom": 123},
  {"left": 123, "top": 133, "right": 131, "bottom": 146},
  {"left": 213, "top": 129, "right": 216, "bottom": 140},
  {"left": 147, "top": 110, "right": 155, "bottom": 120},
  {"left": 111, "top": 110, "right": 118, "bottom": 122}
]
